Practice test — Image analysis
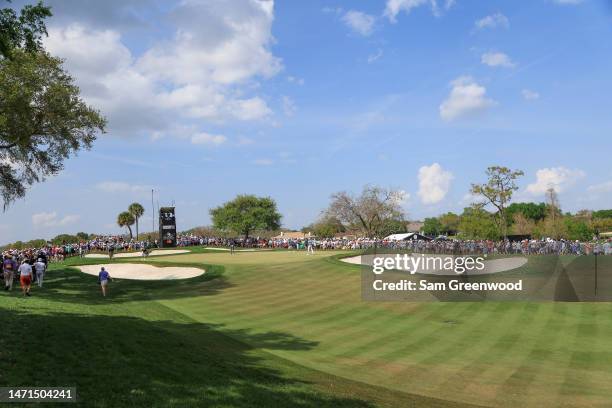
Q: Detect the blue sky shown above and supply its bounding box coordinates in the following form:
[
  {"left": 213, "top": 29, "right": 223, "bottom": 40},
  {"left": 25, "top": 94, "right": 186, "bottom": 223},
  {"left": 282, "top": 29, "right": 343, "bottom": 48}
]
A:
[{"left": 2, "top": 0, "right": 612, "bottom": 244}]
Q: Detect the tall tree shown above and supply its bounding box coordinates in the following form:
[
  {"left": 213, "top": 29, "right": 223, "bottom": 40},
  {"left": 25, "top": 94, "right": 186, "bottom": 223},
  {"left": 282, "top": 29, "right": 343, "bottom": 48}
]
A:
[
  {"left": 506, "top": 202, "right": 547, "bottom": 224},
  {"left": 0, "top": 50, "right": 106, "bottom": 209},
  {"left": 210, "top": 195, "right": 281, "bottom": 239},
  {"left": 128, "top": 202, "right": 145, "bottom": 240},
  {"left": 470, "top": 166, "right": 524, "bottom": 238},
  {"left": 438, "top": 212, "right": 460, "bottom": 235},
  {"left": 422, "top": 217, "right": 442, "bottom": 236},
  {"left": 458, "top": 206, "right": 500, "bottom": 240},
  {"left": 303, "top": 215, "right": 346, "bottom": 238},
  {"left": 117, "top": 211, "right": 135, "bottom": 240},
  {"left": 542, "top": 187, "right": 564, "bottom": 239},
  {"left": 511, "top": 213, "right": 535, "bottom": 235},
  {"left": 326, "top": 185, "right": 406, "bottom": 237},
  {"left": 0, "top": 0, "right": 51, "bottom": 59}
]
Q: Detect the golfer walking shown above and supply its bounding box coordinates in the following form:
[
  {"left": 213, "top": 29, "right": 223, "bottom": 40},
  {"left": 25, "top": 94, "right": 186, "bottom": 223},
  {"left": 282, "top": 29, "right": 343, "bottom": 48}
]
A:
[
  {"left": 98, "top": 267, "right": 111, "bottom": 297},
  {"left": 34, "top": 258, "right": 46, "bottom": 287},
  {"left": 18, "top": 259, "right": 33, "bottom": 297}
]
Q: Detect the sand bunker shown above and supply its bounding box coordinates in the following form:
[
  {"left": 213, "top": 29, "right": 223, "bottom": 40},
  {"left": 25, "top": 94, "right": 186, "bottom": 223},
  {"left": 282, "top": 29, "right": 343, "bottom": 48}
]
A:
[
  {"left": 78, "top": 263, "right": 204, "bottom": 280},
  {"left": 84, "top": 249, "right": 190, "bottom": 259},
  {"left": 341, "top": 254, "right": 527, "bottom": 276}
]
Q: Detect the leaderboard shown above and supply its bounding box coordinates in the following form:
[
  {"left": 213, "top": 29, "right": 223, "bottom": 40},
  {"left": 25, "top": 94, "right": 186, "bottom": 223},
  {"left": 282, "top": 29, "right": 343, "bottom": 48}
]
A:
[{"left": 159, "top": 207, "right": 177, "bottom": 247}]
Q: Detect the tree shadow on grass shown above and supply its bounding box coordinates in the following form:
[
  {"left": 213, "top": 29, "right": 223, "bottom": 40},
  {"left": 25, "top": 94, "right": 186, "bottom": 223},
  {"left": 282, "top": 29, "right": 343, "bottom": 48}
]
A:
[
  {"left": 30, "top": 264, "right": 232, "bottom": 305},
  {"left": 0, "top": 310, "right": 373, "bottom": 408}
]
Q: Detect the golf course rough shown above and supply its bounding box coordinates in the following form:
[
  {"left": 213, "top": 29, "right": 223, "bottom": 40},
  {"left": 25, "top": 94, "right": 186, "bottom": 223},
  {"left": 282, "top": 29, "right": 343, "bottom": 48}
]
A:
[{"left": 0, "top": 248, "right": 610, "bottom": 407}]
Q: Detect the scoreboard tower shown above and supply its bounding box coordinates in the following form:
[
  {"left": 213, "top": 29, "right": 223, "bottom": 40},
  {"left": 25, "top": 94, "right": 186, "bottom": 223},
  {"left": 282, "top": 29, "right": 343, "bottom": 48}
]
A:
[{"left": 159, "top": 207, "right": 177, "bottom": 248}]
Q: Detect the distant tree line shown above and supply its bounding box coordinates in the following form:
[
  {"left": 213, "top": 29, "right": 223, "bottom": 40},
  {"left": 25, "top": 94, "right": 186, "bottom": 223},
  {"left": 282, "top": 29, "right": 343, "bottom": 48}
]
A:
[{"left": 6, "top": 166, "right": 612, "bottom": 247}]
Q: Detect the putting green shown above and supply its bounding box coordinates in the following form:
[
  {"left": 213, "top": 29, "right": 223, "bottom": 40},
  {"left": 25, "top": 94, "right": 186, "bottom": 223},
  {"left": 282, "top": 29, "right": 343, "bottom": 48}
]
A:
[{"left": 151, "top": 250, "right": 612, "bottom": 407}]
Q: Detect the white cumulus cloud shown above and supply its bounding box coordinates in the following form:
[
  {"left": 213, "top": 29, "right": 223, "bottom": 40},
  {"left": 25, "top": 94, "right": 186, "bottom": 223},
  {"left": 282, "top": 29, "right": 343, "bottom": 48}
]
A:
[
  {"left": 474, "top": 13, "right": 509, "bottom": 30},
  {"left": 191, "top": 133, "right": 227, "bottom": 145},
  {"left": 384, "top": 0, "right": 454, "bottom": 23},
  {"left": 417, "top": 163, "right": 454, "bottom": 204},
  {"left": 342, "top": 10, "right": 376, "bottom": 36},
  {"left": 32, "top": 212, "right": 80, "bottom": 228},
  {"left": 439, "top": 76, "right": 496, "bottom": 121},
  {"left": 526, "top": 167, "right": 586, "bottom": 195},
  {"left": 44, "top": 0, "right": 281, "bottom": 137},
  {"left": 481, "top": 52, "right": 516, "bottom": 68}
]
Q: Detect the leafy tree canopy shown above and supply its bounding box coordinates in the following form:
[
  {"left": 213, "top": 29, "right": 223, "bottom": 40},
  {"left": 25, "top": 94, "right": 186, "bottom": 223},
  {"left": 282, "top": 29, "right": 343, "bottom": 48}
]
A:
[
  {"left": 117, "top": 211, "right": 136, "bottom": 239},
  {"left": 0, "top": 0, "right": 51, "bottom": 59},
  {"left": 0, "top": 50, "right": 106, "bottom": 209},
  {"left": 458, "top": 206, "right": 500, "bottom": 240},
  {"left": 210, "top": 195, "right": 281, "bottom": 239},
  {"left": 506, "top": 202, "right": 547, "bottom": 224},
  {"left": 593, "top": 209, "right": 612, "bottom": 219},
  {"left": 422, "top": 217, "right": 442, "bottom": 236},
  {"left": 303, "top": 215, "right": 346, "bottom": 238},
  {"left": 50, "top": 233, "right": 79, "bottom": 245}
]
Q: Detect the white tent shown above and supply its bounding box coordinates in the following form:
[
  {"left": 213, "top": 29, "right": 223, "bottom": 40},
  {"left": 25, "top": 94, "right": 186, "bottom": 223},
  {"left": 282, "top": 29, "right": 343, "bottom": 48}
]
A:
[
  {"left": 384, "top": 233, "right": 431, "bottom": 241},
  {"left": 384, "top": 233, "right": 415, "bottom": 241}
]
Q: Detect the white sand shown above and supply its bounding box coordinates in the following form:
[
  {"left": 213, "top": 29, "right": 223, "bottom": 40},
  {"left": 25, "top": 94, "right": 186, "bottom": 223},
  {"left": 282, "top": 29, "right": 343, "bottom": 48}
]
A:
[
  {"left": 84, "top": 249, "right": 190, "bottom": 259},
  {"left": 341, "top": 254, "right": 527, "bottom": 275},
  {"left": 78, "top": 263, "right": 204, "bottom": 280}
]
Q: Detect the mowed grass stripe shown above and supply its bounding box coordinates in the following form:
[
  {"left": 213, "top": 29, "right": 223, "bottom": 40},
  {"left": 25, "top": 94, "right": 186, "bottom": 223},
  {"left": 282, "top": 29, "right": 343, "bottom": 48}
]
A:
[
  {"left": 191, "top": 274, "right": 360, "bottom": 329},
  {"left": 370, "top": 302, "right": 514, "bottom": 398},
  {"left": 432, "top": 302, "right": 542, "bottom": 398},
  {"left": 319, "top": 303, "right": 485, "bottom": 383},
  {"left": 488, "top": 303, "right": 574, "bottom": 407},
  {"left": 206, "top": 264, "right": 358, "bottom": 309},
  {"left": 445, "top": 302, "right": 549, "bottom": 407},
  {"left": 322, "top": 302, "right": 475, "bottom": 362},
  {"left": 556, "top": 304, "right": 612, "bottom": 406}
]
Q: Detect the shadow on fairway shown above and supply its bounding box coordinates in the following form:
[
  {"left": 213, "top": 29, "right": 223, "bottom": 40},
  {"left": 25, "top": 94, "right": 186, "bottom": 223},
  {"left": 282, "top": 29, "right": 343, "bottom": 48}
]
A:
[
  {"left": 0, "top": 310, "right": 366, "bottom": 408},
  {"left": 31, "top": 264, "right": 232, "bottom": 305}
]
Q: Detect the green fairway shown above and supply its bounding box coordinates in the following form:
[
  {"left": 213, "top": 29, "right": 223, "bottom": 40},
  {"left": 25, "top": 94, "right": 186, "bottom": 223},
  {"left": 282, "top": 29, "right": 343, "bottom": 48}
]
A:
[{"left": 2, "top": 250, "right": 612, "bottom": 407}]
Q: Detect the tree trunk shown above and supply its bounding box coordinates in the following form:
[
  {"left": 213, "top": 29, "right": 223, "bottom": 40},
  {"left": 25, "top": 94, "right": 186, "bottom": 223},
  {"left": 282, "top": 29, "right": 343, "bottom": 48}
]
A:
[
  {"left": 135, "top": 217, "right": 139, "bottom": 240},
  {"left": 127, "top": 225, "right": 133, "bottom": 240}
]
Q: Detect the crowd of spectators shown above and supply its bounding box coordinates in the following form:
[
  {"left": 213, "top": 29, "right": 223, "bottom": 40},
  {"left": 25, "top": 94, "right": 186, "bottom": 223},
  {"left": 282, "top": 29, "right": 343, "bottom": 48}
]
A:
[
  {"left": 3, "top": 234, "right": 611, "bottom": 270},
  {"left": 177, "top": 234, "right": 612, "bottom": 256}
]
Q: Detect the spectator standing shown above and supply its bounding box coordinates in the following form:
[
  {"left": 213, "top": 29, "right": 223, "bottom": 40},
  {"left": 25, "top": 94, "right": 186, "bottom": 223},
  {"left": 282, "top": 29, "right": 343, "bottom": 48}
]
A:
[
  {"left": 34, "top": 258, "right": 46, "bottom": 288},
  {"left": 18, "top": 259, "right": 33, "bottom": 296},
  {"left": 3, "top": 255, "right": 17, "bottom": 291}
]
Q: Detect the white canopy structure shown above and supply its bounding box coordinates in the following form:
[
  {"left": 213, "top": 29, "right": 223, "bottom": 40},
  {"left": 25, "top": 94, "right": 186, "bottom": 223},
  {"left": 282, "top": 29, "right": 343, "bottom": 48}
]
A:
[{"left": 383, "top": 233, "right": 431, "bottom": 241}]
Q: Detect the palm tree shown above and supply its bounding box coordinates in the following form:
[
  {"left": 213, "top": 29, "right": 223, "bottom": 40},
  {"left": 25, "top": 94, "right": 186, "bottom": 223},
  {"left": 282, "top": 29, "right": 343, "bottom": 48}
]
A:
[
  {"left": 128, "top": 202, "right": 145, "bottom": 240},
  {"left": 117, "top": 211, "right": 136, "bottom": 240}
]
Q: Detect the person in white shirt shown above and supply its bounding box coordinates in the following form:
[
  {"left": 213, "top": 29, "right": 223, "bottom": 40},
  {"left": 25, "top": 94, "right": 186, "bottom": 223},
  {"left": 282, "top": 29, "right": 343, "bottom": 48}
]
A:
[
  {"left": 18, "top": 260, "right": 33, "bottom": 297},
  {"left": 34, "top": 258, "right": 46, "bottom": 288},
  {"left": 307, "top": 239, "right": 315, "bottom": 255}
]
